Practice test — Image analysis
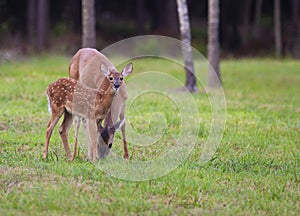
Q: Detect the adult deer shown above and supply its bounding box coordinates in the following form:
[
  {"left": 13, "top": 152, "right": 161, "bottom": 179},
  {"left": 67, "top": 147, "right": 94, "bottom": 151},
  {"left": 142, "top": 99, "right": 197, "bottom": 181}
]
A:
[
  {"left": 69, "top": 48, "right": 130, "bottom": 159},
  {"left": 44, "top": 63, "right": 132, "bottom": 161}
]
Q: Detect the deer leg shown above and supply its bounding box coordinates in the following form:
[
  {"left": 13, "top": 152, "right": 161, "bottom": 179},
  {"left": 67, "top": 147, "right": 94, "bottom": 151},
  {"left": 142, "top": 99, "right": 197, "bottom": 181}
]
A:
[
  {"left": 82, "top": 118, "right": 93, "bottom": 161},
  {"left": 44, "top": 110, "right": 64, "bottom": 160},
  {"left": 121, "top": 122, "right": 129, "bottom": 160},
  {"left": 59, "top": 111, "right": 73, "bottom": 161},
  {"left": 72, "top": 117, "right": 81, "bottom": 160},
  {"left": 87, "top": 119, "right": 98, "bottom": 162},
  {"left": 120, "top": 106, "right": 129, "bottom": 160}
]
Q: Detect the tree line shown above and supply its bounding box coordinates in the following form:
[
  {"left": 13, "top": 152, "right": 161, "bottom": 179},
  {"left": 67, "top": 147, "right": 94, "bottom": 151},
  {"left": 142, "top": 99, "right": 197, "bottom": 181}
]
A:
[{"left": 0, "top": 0, "right": 299, "bottom": 57}]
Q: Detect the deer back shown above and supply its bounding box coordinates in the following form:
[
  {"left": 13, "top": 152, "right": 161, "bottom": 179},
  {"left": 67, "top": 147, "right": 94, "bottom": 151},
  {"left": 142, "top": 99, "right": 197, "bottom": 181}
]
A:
[
  {"left": 47, "top": 78, "right": 77, "bottom": 111},
  {"left": 47, "top": 77, "right": 114, "bottom": 120}
]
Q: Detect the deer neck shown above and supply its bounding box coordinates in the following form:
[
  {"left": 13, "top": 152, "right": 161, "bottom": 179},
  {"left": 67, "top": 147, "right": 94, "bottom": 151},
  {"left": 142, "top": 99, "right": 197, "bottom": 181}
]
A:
[
  {"left": 96, "top": 78, "right": 116, "bottom": 104},
  {"left": 98, "top": 77, "right": 113, "bottom": 93}
]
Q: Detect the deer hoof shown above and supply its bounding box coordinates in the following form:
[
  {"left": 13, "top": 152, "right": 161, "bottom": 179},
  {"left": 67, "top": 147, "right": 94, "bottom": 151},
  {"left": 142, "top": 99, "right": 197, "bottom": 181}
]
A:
[{"left": 124, "top": 154, "right": 129, "bottom": 161}]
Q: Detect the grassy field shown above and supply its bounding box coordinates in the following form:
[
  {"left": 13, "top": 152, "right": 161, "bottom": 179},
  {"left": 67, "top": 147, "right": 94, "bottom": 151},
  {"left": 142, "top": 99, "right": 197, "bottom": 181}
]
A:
[{"left": 0, "top": 56, "right": 299, "bottom": 215}]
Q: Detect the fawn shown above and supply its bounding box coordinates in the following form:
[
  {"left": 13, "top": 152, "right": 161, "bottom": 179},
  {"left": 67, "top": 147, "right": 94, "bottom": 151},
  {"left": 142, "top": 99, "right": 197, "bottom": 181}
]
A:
[{"left": 44, "top": 62, "right": 133, "bottom": 161}]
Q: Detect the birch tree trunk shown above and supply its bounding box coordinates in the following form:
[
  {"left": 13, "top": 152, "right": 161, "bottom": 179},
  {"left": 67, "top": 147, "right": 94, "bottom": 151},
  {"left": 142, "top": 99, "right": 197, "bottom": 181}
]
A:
[
  {"left": 82, "top": 0, "right": 96, "bottom": 48},
  {"left": 274, "top": 0, "right": 282, "bottom": 57},
  {"left": 208, "top": 0, "right": 222, "bottom": 88},
  {"left": 176, "top": 0, "right": 198, "bottom": 92}
]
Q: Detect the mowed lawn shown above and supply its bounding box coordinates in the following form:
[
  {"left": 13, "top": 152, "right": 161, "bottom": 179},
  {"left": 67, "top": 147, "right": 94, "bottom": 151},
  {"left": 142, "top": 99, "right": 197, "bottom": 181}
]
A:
[{"left": 0, "top": 56, "right": 299, "bottom": 215}]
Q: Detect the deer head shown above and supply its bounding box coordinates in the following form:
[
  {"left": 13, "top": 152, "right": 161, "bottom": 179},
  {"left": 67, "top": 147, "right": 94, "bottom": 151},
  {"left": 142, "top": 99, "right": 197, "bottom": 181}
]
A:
[
  {"left": 100, "top": 62, "right": 133, "bottom": 93},
  {"left": 97, "top": 118, "right": 125, "bottom": 158}
]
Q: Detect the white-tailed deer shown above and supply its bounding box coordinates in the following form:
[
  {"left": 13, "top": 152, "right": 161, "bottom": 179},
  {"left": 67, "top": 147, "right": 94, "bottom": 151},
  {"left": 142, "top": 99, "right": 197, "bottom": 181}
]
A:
[
  {"left": 68, "top": 48, "right": 130, "bottom": 159},
  {"left": 44, "top": 62, "right": 132, "bottom": 161}
]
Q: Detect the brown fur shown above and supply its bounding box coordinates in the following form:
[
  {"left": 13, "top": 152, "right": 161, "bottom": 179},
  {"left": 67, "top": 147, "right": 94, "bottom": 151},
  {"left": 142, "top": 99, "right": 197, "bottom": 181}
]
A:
[
  {"left": 69, "top": 48, "right": 130, "bottom": 159},
  {"left": 44, "top": 69, "right": 127, "bottom": 162},
  {"left": 46, "top": 77, "right": 112, "bottom": 120}
]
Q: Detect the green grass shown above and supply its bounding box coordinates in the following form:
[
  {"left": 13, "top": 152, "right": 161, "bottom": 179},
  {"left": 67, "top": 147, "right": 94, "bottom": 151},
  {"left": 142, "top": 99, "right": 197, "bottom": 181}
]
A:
[{"left": 0, "top": 56, "right": 299, "bottom": 215}]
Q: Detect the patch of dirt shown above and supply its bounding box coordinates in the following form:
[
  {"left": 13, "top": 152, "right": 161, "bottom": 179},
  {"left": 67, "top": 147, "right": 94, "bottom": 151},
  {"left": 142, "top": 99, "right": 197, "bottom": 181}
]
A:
[{"left": 0, "top": 121, "right": 9, "bottom": 131}]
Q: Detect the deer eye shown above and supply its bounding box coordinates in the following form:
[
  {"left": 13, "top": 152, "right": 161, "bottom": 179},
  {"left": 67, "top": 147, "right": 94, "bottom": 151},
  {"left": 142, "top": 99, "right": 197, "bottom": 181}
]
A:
[
  {"left": 109, "top": 77, "right": 113, "bottom": 81},
  {"left": 120, "top": 77, "right": 124, "bottom": 81}
]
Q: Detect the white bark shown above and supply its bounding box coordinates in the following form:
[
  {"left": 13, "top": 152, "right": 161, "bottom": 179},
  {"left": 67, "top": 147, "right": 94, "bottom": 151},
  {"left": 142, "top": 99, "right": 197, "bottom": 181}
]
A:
[
  {"left": 176, "top": 0, "right": 198, "bottom": 92},
  {"left": 208, "top": 0, "right": 221, "bottom": 88}
]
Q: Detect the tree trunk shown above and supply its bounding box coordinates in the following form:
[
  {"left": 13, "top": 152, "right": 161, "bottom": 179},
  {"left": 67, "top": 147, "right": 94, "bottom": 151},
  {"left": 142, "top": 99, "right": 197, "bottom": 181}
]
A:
[
  {"left": 253, "top": 0, "right": 262, "bottom": 38},
  {"left": 136, "top": 0, "right": 145, "bottom": 35},
  {"left": 208, "top": 0, "right": 222, "bottom": 88},
  {"left": 291, "top": 0, "right": 300, "bottom": 58},
  {"left": 27, "top": 0, "right": 36, "bottom": 48},
  {"left": 37, "top": 0, "right": 48, "bottom": 51},
  {"left": 82, "top": 0, "right": 96, "bottom": 48},
  {"left": 274, "top": 0, "right": 282, "bottom": 57},
  {"left": 176, "top": 0, "right": 198, "bottom": 93}
]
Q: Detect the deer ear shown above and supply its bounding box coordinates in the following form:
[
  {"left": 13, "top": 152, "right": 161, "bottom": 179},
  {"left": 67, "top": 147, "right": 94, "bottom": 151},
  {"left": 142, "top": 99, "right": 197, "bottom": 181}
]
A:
[
  {"left": 98, "top": 122, "right": 105, "bottom": 133},
  {"left": 110, "top": 118, "right": 125, "bottom": 132},
  {"left": 100, "top": 63, "right": 110, "bottom": 76},
  {"left": 121, "top": 63, "right": 133, "bottom": 77}
]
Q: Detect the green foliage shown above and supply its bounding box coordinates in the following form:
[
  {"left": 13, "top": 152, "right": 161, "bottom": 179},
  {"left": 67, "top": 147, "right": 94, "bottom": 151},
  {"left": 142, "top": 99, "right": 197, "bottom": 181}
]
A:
[{"left": 0, "top": 56, "right": 299, "bottom": 215}]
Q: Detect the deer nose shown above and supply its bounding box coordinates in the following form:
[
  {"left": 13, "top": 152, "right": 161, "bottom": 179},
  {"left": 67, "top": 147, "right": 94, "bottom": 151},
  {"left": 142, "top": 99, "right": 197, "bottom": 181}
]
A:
[
  {"left": 114, "top": 84, "right": 120, "bottom": 89},
  {"left": 108, "top": 143, "right": 112, "bottom": 149}
]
